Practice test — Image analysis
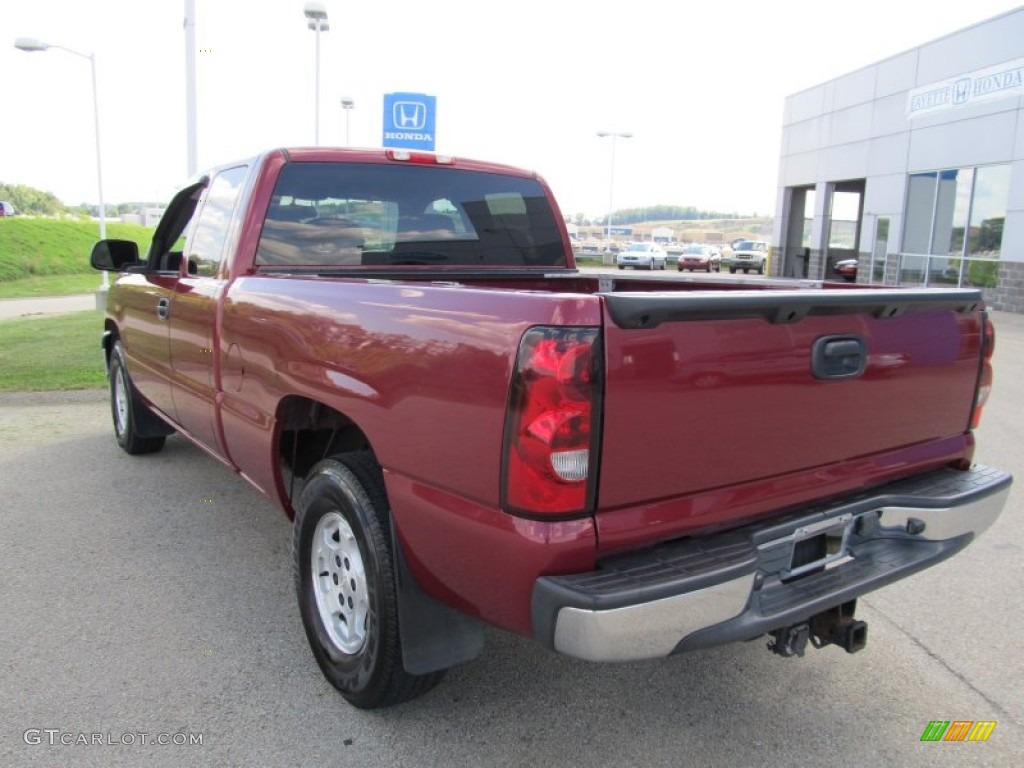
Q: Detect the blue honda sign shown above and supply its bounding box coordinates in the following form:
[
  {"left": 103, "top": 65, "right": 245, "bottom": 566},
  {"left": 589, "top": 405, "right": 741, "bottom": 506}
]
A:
[{"left": 382, "top": 92, "right": 436, "bottom": 151}]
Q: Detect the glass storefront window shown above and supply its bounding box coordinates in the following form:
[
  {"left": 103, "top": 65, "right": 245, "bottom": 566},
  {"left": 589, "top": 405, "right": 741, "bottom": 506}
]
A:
[
  {"left": 899, "top": 163, "right": 1010, "bottom": 288},
  {"left": 968, "top": 164, "right": 1011, "bottom": 259},
  {"left": 899, "top": 253, "right": 927, "bottom": 285},
  {"left": 903, "top": 173, "right": 936, "bottom": 254},
  {"left": 871, "top": 217, "right": 889, "bottom": 284}
]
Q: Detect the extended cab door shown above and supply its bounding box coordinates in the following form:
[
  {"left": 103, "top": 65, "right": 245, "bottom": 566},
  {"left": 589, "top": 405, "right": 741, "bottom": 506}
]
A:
[
  {"left": 168, "top": 165, "right": 249, "bottom": 454},
  {"left": 117, "top": 178, "right": 208, "bottom": 421}
]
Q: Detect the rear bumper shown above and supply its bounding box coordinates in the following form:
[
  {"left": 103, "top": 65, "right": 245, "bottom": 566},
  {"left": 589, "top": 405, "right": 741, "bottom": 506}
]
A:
[{"left": 531, "top": 465, "right": 1011, "bottom": 662}]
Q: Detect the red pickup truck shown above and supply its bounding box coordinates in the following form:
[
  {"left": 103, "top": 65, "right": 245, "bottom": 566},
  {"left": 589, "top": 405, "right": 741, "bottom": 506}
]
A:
[{"left": 91, "top": 147, "right": 1011, "bottom": 709}]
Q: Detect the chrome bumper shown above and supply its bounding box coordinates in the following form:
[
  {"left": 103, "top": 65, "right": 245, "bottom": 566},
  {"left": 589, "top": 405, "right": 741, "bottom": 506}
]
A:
[{"left": 532, "top": 465, "right": 1011, "bottom": 663}]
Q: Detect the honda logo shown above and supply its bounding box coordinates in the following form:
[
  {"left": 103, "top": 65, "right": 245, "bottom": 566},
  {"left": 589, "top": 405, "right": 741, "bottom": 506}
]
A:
[{"left": 393, "top": 101, "right": 426, "bottom": 130}]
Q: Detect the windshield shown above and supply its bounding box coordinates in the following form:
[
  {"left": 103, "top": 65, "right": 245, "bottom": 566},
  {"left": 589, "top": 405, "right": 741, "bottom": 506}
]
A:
[
  {"left": 736, "top": 241, "right": 765, "bottom": 251},
  {"left": 626, "top": 243, "right": 653, "bottom": 252},
  {"left": 683, "top": 245, "right": 707, "bottom": 254},
  {"left": 256, "top": 162, "right": 568, "bottom": 269}
]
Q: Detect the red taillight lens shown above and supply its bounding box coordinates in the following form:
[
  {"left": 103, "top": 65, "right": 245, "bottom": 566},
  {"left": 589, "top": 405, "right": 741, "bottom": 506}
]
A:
[
  {"left": 971, "top": 313, "right": 996, "bottom": 429},
  {"left": 502, "top": 327, "right": 601, "bottom": 517}
]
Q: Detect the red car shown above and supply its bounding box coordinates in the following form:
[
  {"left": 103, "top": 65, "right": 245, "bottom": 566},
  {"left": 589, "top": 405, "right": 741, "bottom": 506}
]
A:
[
  {"left": 677, "top": 244, "right": 722, "bottom": 272},
  {"left": 835, "top": 259, "right": 859, "bottom": 281}
]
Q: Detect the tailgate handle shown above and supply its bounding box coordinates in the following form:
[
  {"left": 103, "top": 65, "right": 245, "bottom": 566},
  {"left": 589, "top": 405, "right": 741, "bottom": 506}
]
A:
[{"left": 812, "top": 336, "right": 866, "bottom": 379}]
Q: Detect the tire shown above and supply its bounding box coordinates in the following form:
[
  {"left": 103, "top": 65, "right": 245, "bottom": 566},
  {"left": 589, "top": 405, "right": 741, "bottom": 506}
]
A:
[
  {"left": 109, "top": 341, "right": 166, "bottom": 455},
  {"left": 729, "top": 267, "right": 737, "bottom": 274},
  {"left": 705, "top": 264, "right": 712, "bottom": 273},
  {"left": 294, "top": 451, "right": 444, "bottom": 709},
  {"left": 757, "top": 262, "right": 765, "bottom": 275},
  {"left": 618, "top": 265, "right": 624, "bottom": 270}
]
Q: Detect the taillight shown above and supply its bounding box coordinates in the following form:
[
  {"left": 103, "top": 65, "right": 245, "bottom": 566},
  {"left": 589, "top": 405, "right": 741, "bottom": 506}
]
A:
[
  {"left": 502, "top": 327, "right": 601, "bottom": 518},
  {"left": 970, "top": 312, "right": 995, "bottom": 429}
]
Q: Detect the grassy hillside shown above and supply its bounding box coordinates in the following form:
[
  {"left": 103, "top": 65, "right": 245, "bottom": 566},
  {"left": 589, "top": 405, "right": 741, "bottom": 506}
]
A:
[{"left": 0, "top": 218, "right": 154, "bottom": 282}]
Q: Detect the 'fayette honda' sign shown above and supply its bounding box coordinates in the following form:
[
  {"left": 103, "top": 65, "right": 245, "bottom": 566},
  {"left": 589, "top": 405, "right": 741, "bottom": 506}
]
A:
[
  {"left": 382, "top": 92, "right": 436, "bottom": 151},
  {"left": 906, "top": 56, "right": 1024, "bottom": 118}
]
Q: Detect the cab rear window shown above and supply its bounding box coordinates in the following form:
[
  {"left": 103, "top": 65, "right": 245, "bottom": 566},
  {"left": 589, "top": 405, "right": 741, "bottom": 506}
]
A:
[{"left": 256, "top": 162, "right": 567, "bottom": 269}]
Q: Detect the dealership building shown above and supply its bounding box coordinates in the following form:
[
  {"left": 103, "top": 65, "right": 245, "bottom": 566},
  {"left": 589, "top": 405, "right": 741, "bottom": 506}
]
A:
[{"left": 772, "top": 8, "right": 1024, "bottom": 313}]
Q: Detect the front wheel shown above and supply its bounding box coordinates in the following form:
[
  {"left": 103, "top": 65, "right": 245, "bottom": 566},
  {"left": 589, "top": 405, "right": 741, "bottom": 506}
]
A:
[
  {"left": 109, "top": 341, "right": 166, "bottom": 455},
  {"left": 294, "top": 452, "right": 444, "bottom": 709}
]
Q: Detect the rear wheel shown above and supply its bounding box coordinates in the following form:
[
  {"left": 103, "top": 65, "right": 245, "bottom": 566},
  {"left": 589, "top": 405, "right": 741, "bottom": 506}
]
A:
[
  {"left": 294, "top": 451, "right": 444, "bottom": 709},
  {"left": 109, "top": 341, "right": 166, "bottom": 455}
]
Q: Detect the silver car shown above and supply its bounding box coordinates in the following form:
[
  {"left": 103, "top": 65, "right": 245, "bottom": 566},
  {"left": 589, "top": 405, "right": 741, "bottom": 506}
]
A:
[{"left": 616, "top": 242, "right": 667, "bottom": 270}]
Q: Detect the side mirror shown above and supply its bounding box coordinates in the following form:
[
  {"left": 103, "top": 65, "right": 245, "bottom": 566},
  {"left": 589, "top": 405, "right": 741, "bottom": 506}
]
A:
[{"left": 91, "top": 239, "right": 140, "bottom": 271}]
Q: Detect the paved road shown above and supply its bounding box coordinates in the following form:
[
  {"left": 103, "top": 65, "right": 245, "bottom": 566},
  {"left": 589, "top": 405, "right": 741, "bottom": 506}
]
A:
[
  {"left": 0, "top": 293, "right": 98, "bottom": 320},
  {"left": 0, "top": 315, "right": 1021, "bottom": 768}
]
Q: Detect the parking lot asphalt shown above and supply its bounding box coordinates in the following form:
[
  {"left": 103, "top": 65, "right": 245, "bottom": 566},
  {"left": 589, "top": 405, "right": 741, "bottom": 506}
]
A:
[{"left": 0, "top": 313, "right": 1020, "bottom": 768}]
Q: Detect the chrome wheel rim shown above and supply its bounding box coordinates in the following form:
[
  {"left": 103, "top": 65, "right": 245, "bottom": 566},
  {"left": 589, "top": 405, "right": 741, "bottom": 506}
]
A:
[
  {"left": 311, "top": 512, "right": 369, "bottom": 655},
  {"left": 113, "top": 366, "right": 129, "bottom": 436}
]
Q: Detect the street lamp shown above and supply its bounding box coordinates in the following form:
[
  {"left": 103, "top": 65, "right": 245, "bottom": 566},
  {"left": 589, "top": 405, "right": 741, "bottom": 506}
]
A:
[
  {"left": 340, "top": 97, "right": 355, "bottom": 145},
  {"left": 304, "top": 2, "right": 330, "bottom": 145},
  {"left": 596, "top": 131, "right": 632, "bottom": 248},
  {"left": 15, "top": 36, "right": 108, "bottom": 290}
]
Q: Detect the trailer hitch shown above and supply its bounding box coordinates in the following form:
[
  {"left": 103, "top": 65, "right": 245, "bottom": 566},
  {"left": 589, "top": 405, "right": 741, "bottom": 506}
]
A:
[{"left": 768, "top": 600, "right": 868, "bottom": 657}]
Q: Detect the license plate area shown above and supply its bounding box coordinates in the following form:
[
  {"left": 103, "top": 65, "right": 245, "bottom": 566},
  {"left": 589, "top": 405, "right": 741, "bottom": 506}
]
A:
[{"left": 783, "top": 514, "right": 854, "bottom": 580}]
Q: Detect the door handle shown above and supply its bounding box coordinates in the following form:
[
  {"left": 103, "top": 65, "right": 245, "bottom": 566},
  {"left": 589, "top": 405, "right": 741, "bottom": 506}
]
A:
[
  {"left": 157, "top": 297, "right": 171, "bottom": 321},
  {"left": 812, "top": 335, "right": 866, "bottom": 379}
]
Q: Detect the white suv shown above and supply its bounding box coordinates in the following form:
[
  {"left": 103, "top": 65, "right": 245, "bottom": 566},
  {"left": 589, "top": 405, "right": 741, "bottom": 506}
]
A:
[{"left": 728, "top": 240, "right": 768, "bottom": 274}]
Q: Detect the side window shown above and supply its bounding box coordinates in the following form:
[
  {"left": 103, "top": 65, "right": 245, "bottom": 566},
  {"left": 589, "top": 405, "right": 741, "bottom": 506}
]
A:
[{"left": 186, "top": 166, "right": 248, "bottom": 277}]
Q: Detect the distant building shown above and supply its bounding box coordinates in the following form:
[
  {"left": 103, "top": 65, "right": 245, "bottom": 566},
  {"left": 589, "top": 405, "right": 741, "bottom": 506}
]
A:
[
  {"left": 651, "top": 226, "right": 674, "bottom": 243},
  {"left": 143, "top": 207, "right": 166, "bottom": 227},
  {"left": 773, "top": 8, "right": 1024, "bottom": 313}
]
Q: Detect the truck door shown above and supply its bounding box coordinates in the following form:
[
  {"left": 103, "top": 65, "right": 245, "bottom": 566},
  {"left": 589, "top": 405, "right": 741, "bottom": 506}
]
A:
[
  {"left": 118, "top": 178, "right": 208, "bottom": 422},
  {"left": 169, "top": 165, "right": 248, "bottom": 454}
]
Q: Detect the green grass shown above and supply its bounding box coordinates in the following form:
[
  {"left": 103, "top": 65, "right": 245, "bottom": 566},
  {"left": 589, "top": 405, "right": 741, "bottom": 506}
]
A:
[
  {"left": 0, "top": 273, "right": 104, "bottom": 298},
  {"left": 0, "top": 311, "right": 107, "bottom": 391},
  {"left": 0, "top": 218, "right": 153, "bottom": 283}
]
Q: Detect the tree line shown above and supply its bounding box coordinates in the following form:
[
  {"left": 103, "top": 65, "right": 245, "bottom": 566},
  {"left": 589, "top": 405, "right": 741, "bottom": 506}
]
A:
[
  {"left": 568, "top": 205, "right": 750, "bottom": 227},
  {"left": 0, "top": 182, "right": 160, "bottom": 217}
]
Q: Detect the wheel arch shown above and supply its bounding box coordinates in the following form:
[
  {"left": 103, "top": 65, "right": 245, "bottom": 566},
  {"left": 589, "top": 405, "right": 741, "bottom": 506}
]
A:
[{"left": 273, "top": 395, "right": 373, "bottom": 519}]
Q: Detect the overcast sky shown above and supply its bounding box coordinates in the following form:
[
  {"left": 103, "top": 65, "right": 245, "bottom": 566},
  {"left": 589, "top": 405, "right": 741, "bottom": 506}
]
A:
[{"left": 3, "top": 0, "right": 1021, "bottom": 219}]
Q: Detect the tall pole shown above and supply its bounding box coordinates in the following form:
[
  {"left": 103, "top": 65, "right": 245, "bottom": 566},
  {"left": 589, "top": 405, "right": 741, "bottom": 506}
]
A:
[
  {"left": 15, "top": 36, "right": 108, "bottom": 291},
  {"left": 314, "top": 24, "right": 321, "bottom": 145},
  {"left": 88, "top": 51, "right": 108, "bottom": 289},
  {"left": 184, "top": 0, "right": 197, "bottom": 175},
  {"left": 304, "top": 3, "right": 329, "bottom": 146},
  {"left": 340, "top": 97, "right": 354, "bottom": 145},
  {"left": 597, "top": 131, "right": 632, "bottom": 247}
]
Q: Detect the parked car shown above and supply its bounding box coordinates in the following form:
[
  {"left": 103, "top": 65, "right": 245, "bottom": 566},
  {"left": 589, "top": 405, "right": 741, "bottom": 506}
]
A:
[
  {"left": 617, "top": 242, "right": 667, "bottom": 270},
  {"left": 0, "top": 201, "right": 16, "bottom": 217},
  {"left": 729, "top": 240, "right": 769, "bottom": 274},
  {"left": 677, "top": 244, "right": 722, "bottom": 272},
  {"left": 835, "top": 259, "right": 859, "bottom": 282}
]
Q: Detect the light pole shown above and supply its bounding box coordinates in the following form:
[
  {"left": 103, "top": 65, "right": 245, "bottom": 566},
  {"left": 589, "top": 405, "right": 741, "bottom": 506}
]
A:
[
  {"left": 304, "top": 2, "right": 330, "bottom": 145},
  {"left": 596, "top": 131, "right": 632, "bottom": 249},
  {"left": 340, "top": 97, "right": 355, "bottom": 145},
  {"left": 184, "top": 0, "right": 198, "bottom": 175},
  {"left": 15, "top": 36, "right": 108, "bottom": 290}
]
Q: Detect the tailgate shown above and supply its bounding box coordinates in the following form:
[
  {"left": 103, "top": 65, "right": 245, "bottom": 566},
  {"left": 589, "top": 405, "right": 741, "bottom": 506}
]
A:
[{"left": 596, "top": 288, "right": 984, "bottom": 539}]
